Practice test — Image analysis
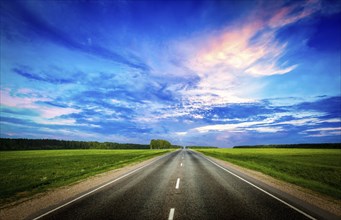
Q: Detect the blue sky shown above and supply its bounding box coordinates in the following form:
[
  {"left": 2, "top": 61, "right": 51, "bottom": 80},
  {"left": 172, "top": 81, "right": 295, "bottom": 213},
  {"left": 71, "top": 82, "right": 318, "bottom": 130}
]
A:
[{"left": 1, "top": 0, "right": 340, "bottom": 147}]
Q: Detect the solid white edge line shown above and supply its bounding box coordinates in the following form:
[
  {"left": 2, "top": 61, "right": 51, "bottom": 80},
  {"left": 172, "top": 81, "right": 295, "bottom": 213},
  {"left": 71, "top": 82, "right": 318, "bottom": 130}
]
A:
[
  {"left": 168, "top": 208, "right": 175, "bottom": 220},
  {"left": 175, "top": 178, "right": 180, "bottom": 189},
  {"left": 32, "top": 152, "right": 174, "bottom": 220},
  {"left": 201, "top": 155, "right": 317, "bottom": 220}
]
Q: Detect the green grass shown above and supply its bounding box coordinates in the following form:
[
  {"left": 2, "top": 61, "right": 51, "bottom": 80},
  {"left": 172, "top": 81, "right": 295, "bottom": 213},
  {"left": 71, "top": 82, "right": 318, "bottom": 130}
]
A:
[
  {"left": 195, "top": 148, "right": 341, "bottom": 200},
  {"left": 0, "top": 149, "right": 172, "bottom": 205}
]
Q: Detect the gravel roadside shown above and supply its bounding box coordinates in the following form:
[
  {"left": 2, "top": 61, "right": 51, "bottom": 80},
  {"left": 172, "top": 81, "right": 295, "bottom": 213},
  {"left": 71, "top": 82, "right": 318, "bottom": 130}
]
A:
[
  {"left": 0, "top": 154, "right": 168, "bottom": 220},
  {"left": 204, "top": 154, "right": 341, "bottom": 217}
]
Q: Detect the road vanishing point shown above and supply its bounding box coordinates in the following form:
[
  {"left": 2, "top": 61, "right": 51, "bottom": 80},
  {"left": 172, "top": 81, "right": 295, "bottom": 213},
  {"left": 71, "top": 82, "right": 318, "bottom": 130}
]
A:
[{"left": 31, "top": 150, "right": 338, "bottom": 220}]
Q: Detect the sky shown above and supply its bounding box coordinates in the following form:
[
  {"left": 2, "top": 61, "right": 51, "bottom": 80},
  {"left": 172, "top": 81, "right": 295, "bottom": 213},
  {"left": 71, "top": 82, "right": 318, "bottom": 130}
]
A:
[{"left": 0, "top": 0, "right": 340, "bottom": 147}]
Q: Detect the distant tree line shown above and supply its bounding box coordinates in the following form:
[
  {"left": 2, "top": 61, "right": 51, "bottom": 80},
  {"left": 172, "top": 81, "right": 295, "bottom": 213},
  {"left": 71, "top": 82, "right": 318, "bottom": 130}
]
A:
[
  {"left": 171, "top": 145, "right": 183, "bottom": 149},
  {"left": 0, "top": 138, "right": 150, "bottom": 151},
  {"left": 233, "top": 143, "right": 341, "bottom": 149},
  {"left": 150, "top": 139, "right": 179, "bottom": 149},
  {"left": 187, "top": 146, "right": 218, "bottom": 149}
]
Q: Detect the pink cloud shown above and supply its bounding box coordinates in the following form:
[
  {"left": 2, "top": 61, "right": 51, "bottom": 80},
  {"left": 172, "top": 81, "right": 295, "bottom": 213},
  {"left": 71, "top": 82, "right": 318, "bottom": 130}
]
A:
[
  {"left": 145, "top": 0, "right": 323, "bottom": 116},
  {"left": 172, "top": 0, "right": 322, "bottom": 109},
  {"left": 17, "top": 88, "right": 34, "bottom": 95},
  {"left": 188, "top": 0, "right": 322, "bottom": 78},
  {"left": 1, "top": 88, "right": 80, "bottom": 119},
  {"left": 269, "top": 0, "right": 321, "bottom": 29},
  {"left": 245, "top": 64, "right": 298, "bottom": 76},
  {"left": 0, "top": 88, "right": 49, "bottom": 108},
  {"left": 192, "top": 22, "right": 265, "bottom": 71}
]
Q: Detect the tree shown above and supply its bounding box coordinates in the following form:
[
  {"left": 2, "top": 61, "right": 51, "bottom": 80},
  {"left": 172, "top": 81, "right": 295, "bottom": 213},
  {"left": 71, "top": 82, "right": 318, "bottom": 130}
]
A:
[{"left": 150, "top": 139, "right": 171, "bottom": 149}]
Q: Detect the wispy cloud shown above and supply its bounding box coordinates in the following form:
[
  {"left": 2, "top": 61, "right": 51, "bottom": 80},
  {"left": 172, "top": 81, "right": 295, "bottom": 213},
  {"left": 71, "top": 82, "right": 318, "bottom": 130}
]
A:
[
  {"left": 304, "top": 127, "right": 341, "bottom": 137},
  {"left": 268, "top": 0, "right": 321, "bottom": 29},
  {"left": 13, "top": 67, "right": 76, "bottom": 84},
  {"left": 173, "top": 95, "right": 341, "bottom": 145},
  {"left": 0, "top": 88, "right": 80, "bottom": 119},
  {"left": 193, "top": 119, "right": 280, "bottom": 133},
  {"left": 162, "top": 0, "right": 323, "bottom": 113},
  {"left": 4, "top": 1, "right": 151, "bottom": 72}
]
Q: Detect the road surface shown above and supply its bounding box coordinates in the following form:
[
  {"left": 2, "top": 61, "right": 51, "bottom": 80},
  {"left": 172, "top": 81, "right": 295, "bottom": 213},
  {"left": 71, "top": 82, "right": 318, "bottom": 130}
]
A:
[{"left": 30, "top": 150, "right": 336, "bottom": 220}]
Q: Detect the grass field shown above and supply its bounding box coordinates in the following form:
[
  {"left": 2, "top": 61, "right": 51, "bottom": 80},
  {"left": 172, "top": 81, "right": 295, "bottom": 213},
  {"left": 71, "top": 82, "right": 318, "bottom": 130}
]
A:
[
  {"left": 195, "top": 148, "right": 341, "bottom": 200},
  {"left": 0, "top": 149, "right": 172, "bottom": 205}
]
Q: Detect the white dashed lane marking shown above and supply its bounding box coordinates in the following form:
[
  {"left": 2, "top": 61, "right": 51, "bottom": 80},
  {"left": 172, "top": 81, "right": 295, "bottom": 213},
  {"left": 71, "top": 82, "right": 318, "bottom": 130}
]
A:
[
  {"left": 175, "top": 178, "right": 180, "bottom": 189},
  {"left": 168, "top": 208, "right": 175, "bottom": 220}
]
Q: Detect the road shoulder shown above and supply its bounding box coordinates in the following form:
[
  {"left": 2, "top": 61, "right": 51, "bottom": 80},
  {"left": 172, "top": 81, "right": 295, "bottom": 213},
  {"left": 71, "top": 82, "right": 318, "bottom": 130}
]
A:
[
  {"left": 0, "top": 153, "right": 170, "bottom": 220},
  {"left": 194, "top": 150, "right": 341, "bottom": 218}
]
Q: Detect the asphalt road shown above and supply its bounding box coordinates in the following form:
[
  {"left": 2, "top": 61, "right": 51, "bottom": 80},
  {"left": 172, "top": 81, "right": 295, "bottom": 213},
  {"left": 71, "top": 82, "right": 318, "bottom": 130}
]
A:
[{"left": 31, "top": 150, "right": 336, "bottom": 220}]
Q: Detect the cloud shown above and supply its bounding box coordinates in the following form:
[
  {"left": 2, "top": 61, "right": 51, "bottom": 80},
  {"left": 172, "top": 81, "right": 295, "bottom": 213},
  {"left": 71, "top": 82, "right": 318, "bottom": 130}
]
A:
[
  {"left": 165, "top": 0, "right": 323, "bottom": 112},
  {"left": 13, "top": 67, "right": 76, "bottom": 84},
  {"left": 193, "top": 118, "right": 279, "bottom": 133},
  {"left": 0, "top": 88, "right": 50, "bottom": 108},
  {"left": 304, "top": 127, "right": 341, "bottom": 137},
  {"left": 178, "top": 96, "right": 341, "bottom": 144},
  {"left": 246, "top": 126, "right": 283, "bottom": 133},
  {"left": 0, "top": 116, "right": 35, "bottom": 127},
  {"left": 192, "top": 102, "right": 285, "bottom": 122},
  {"left": 175, "top": 131, "right": 187, "bottom": 136},
  {"left": 245, "top": 64, "right": 298, "bottom": 76},
  {"left": 0, "top": 88, "right": 80, "bottom": 119},
  {"left": 295, "top": 96, "right": 341, "bottom": 116},
  {"left": 0, "top": 106, "right": 39, "bottom": 117},
  {"left": 4, "top": 1, "right": 150, "bottom": 72},
  {"left": 306, "top": 127, "right": 341, "bottom": 132},
  {"left": 268, "top": 0, "right": 321, "bottom": 29},
  {"left": 190, "top": 22, "right": 265, "bottom": 72}
]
